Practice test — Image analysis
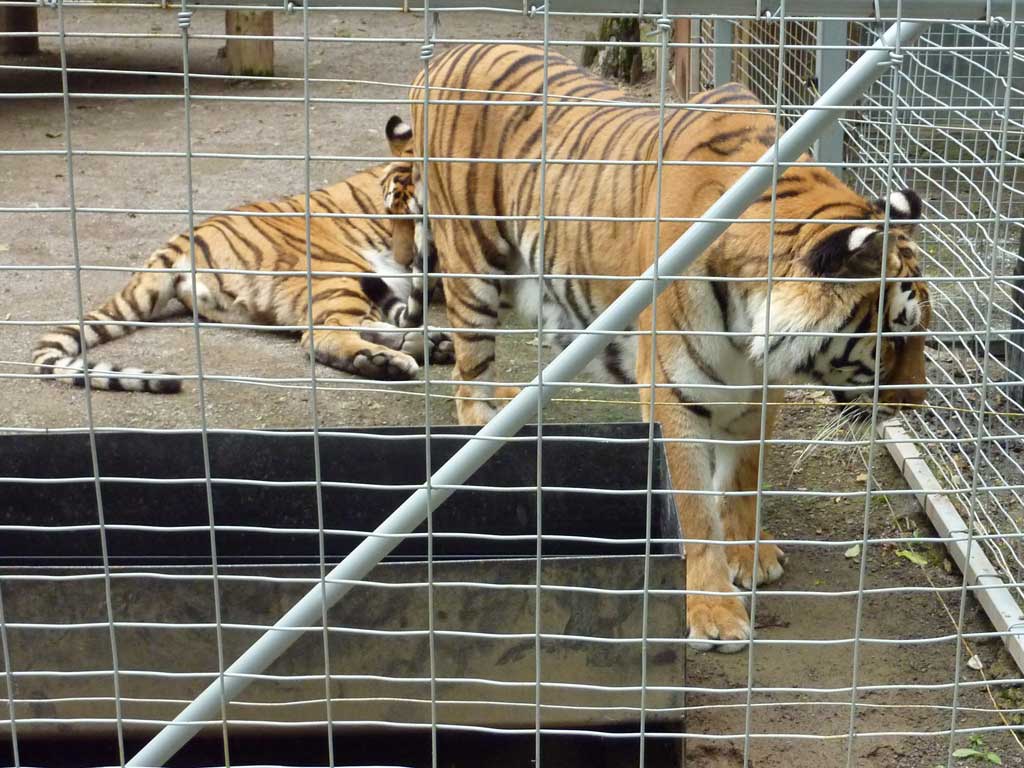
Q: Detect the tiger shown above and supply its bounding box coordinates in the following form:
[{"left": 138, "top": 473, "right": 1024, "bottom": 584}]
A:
[
  {"left": 31, "top": 125, "right": 453, "bottom": 394},
  {"left": 395, "top": 43, "right": 932, "bottom": 652}
]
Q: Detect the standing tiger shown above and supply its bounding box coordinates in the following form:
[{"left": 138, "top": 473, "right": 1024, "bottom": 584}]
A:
[
  {"left": 398, "top": 44, "right": 931, "bottom": 652},
  {"left": 32, "top": 126, "right": 452, "bottom": 393}
]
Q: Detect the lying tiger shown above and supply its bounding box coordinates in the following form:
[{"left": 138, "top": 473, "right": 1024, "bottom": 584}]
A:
[
  {"left": 397, "top": 44, "right": 931, "bottom": 652},
  {"left": 32, "top": 124, "right": 451, "bottom": 393}
]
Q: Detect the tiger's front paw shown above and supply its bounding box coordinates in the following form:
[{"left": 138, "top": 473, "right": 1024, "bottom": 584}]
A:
[
  {"left": 428, "top": 331, "right": 455, "bottom": 365},
  {"left": 391, "top": 328, "right": 452, "bottom": 366},
  {"left": 318, "top": 347, "right": 419, "bottom": 381},
  {"left": 686, "top": 590, "right": 751, "bottom": 654},
  {"left": 727, "top": 536, "right": 786, "bottom": 589}
]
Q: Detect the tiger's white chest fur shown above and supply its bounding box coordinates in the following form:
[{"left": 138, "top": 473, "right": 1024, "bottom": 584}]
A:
[
  {"left": 505, "top": 248, "right": 764, "bottom": 438},
  {"left": 365, "top": 249, "right": 413, "bottom": 301},
  {"left": 666, "top": 282, "right": 768, "bottom": 440},
  {"left": 505, "top": 253, "right": 639, "bottom": 386}
]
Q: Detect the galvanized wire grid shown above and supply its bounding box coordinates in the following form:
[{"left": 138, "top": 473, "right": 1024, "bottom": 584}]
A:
[
  {"left": 849, "top": 18, "right": 1024, "bottom": 601},
  {"left": 2, "top": 4, "right": 1024, "bottom": 768}
]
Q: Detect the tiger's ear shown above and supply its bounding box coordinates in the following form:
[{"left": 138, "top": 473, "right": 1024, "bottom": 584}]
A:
[
  {"left": 807, "top": 188, "right": 922, "bottom": 277},
  {"left": 872, "top": 188, "right": 922, "bottom": 232},
  {"left": 806, "top": 224, "right": 887, "bottom": 278},
  {"left": 385, "top": 115, "right": 414, "bottom": 158}
]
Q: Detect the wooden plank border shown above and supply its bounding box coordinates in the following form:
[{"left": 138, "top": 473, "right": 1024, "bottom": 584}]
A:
[{"left": 881, "top": 418, "right": 1024, "bottom": 673}]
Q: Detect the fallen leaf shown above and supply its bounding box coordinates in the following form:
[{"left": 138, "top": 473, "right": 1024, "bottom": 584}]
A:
[
  {"left": 943, "top": 559, "right": 953, "bottom": 574},
  {"left": 896, "top": 549, "right": 929, "bottom": 566},
  {"left": 856, "top": 472, "right": 869, "bottom": 482},
  {"left": 844, "top": 544, "right": 861, "bottom": 559},
  {"left": 0, "top": 243, "right": 8, "bottom": 253},
  {"left": 967, "top": 654, "right": 984, "bottom": 671}
]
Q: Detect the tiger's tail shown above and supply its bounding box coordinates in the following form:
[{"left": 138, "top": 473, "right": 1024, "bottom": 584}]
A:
[{"left": 31, "top": 247, "right": 184, "bottom": 394}]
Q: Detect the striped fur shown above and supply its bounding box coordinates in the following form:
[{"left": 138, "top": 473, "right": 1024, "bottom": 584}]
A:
[
  {"left": 370, "top": 115, "right": 445, "bottom": 327},
  {"left": 32, "top": 156, "right": 454, "bottom": 393},
  {"left": 404, "top": 44, "right": 931, "bottom": 652}
]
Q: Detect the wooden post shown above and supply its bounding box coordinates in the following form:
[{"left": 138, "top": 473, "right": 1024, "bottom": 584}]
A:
[
  {"left": 671, "top": 19, "right": 690, "bottom": 100},
  {"left": 225, "top": 10, "right": 274, "bottom": 77},
  {"left": 0, "top": 6, "right": 40, "bottom": 56}
]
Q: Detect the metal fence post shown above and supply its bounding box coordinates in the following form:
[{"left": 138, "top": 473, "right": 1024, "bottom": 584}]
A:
[
  {"left": 1008, "top": 228, "right": 1024, "bottom": 408},
  {"left": 688, "top": 17, "right": 701, "bottom": 95},
  {"left": 815, "top": 19, "right": 847, "bottom": 170},
  {"left": 713, "top": 19, "right": 734, "bottom": 86}
]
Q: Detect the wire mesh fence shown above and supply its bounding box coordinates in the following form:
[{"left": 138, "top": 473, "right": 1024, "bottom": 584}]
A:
[
  {"left": 847, "top": 18, "right": 1024, "bottom": 679},
  {"left": 2, "top": 3, "right": 1024, "bottom": 768}
]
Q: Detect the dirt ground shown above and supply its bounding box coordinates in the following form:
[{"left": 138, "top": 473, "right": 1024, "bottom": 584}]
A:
[{"left": 3, "top": 8, "right": 1024, "bottom": 767}]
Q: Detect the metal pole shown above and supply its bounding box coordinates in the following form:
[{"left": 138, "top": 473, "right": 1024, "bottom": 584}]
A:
[
  {"left": 125, "top": 17, "right": 929, "bottom": 768},
  {"left": 713, "top": 19, "right": 734, "bottom": 87},
  {"left": 815, "top": 19, "right": 849, "bottom": 170},
  {"left": 1007, "top": 229, "right": 1024, "bottom": 408}
]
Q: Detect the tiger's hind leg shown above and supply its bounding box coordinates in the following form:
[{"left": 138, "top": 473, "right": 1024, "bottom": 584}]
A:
[
  {"left": 448, "top": 273, "right": 521, "bottom": 425},
  {"left": 432, "top": 227, "right": 519, "bottom": 425},
  {"left": 717, "top": 440, "right": 786, "bottom": 590},
  {"left": 172, "top": 255, "right": 246, "bottom": 324}
]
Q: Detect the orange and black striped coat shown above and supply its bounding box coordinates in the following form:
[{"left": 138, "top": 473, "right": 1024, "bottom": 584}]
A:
[
  {"left": 32, "top": 154, "right": 452, "bottom": 393},
  {"left": 402, "top": 43, "right": 931, "bottom": 652}
]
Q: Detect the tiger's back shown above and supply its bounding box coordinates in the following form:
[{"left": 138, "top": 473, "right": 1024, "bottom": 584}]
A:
[
  {"left": 412, "top": 45, "right": 657, "bottom": 310},
  {"left": 411, "top": 44, "right": 927, "bottom": 406}
]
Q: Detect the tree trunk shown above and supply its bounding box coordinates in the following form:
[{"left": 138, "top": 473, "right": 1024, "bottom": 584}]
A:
[
  {"left": 582, "top": 17, "right": 643, "bottom": 84},
  {"left": 671, "top": 19, "right": 691, "bottom": 100}
]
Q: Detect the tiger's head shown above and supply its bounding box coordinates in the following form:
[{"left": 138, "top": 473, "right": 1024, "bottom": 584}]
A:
[
  {"left": 381, "top": 115, "right": 422, "bottom": 271},
  {"left": 792, "top": 188, "right": 931, "bottom": 418},
  {"left": 382, "top": 115, "right": 442, "bottom": 326}
]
